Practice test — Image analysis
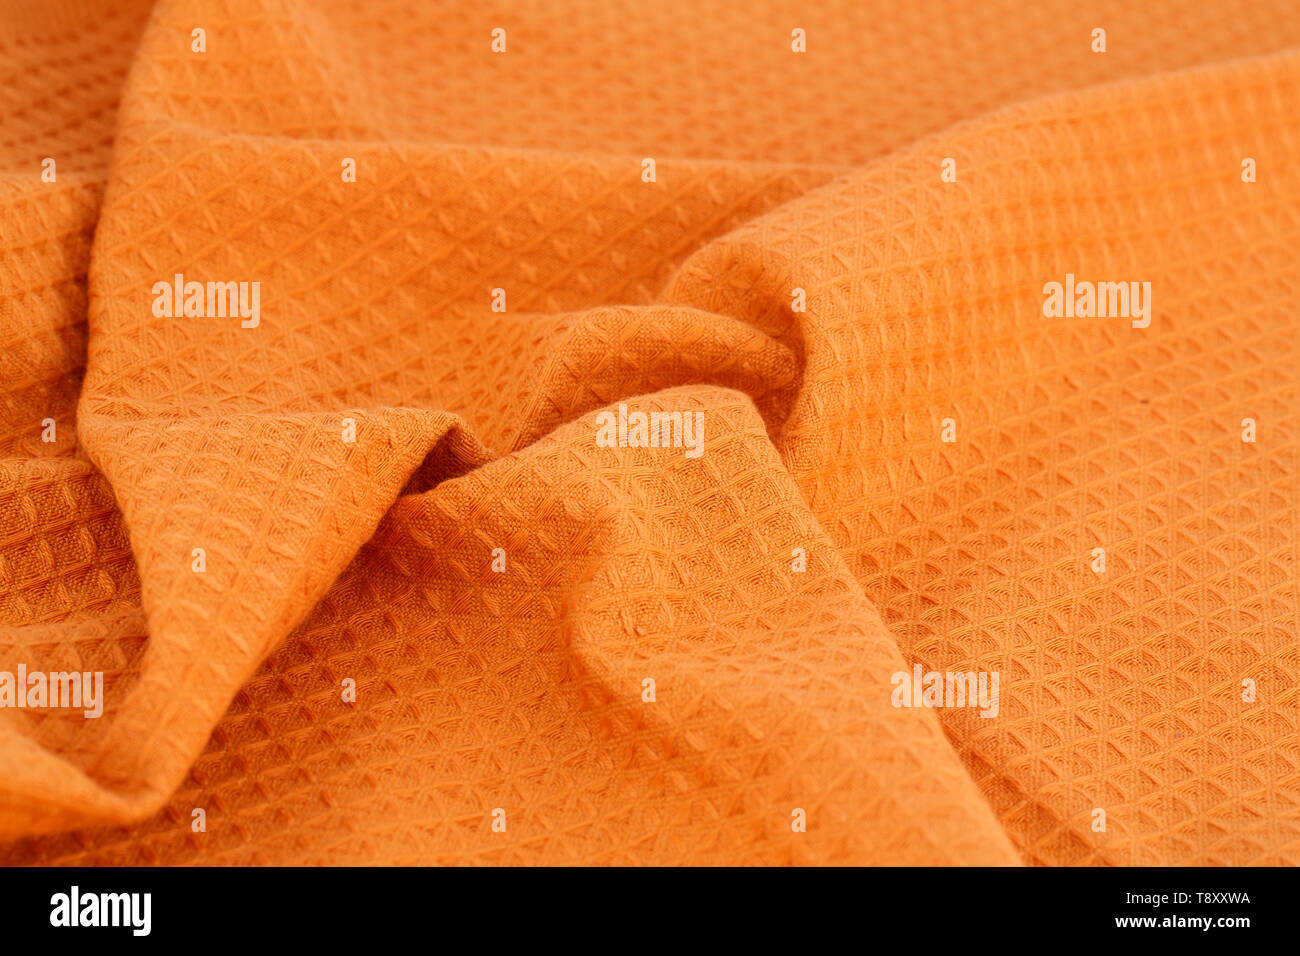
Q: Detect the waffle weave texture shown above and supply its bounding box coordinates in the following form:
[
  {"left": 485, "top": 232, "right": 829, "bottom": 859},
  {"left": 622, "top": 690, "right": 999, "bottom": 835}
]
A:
[{"left": 0, "top": 0, "right": 1298, "bottom": 865}]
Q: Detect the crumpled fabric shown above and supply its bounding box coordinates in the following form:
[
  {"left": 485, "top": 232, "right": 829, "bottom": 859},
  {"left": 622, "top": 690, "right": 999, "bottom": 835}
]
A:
[{"left": 1, "top": 0, "right": 1297, "bottom": 865}]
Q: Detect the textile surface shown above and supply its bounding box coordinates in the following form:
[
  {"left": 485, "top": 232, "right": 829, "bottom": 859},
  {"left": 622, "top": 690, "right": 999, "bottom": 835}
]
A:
[{"left": 1, "top": 0, "right": 1297, "bottom": 865}]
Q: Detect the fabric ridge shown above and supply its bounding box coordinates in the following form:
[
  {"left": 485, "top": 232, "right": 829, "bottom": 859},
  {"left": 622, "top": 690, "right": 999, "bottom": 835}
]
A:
[{"left": 0, "top": 0, "right": 1297, "bottom": 866}]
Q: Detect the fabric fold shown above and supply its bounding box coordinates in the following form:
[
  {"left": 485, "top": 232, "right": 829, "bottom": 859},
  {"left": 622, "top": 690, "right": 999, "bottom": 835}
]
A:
[{"left": 1, "top": 0, "right": 1297, "bottom": 865}]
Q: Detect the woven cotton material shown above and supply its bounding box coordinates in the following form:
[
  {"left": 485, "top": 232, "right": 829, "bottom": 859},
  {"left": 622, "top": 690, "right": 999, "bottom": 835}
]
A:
[{"left": 1, "top": 0, "right": 1298, "bottom": 865}]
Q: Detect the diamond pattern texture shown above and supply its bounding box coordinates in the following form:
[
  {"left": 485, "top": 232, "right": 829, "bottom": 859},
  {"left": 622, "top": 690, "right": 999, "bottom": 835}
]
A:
[{"left": 0, "top": 0, "right": 1298, "bottom": 864}]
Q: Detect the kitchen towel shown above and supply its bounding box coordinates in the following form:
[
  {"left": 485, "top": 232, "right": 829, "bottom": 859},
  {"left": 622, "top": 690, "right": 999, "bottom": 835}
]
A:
[{"left": 0, "top": 0, "right": 1297, "bottom": 865}]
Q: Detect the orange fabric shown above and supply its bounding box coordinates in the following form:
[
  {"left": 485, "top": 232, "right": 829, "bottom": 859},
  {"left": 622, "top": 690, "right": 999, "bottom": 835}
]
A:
[{"left": 1, "top": 0, "right": 1298, "bottom": 865}]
